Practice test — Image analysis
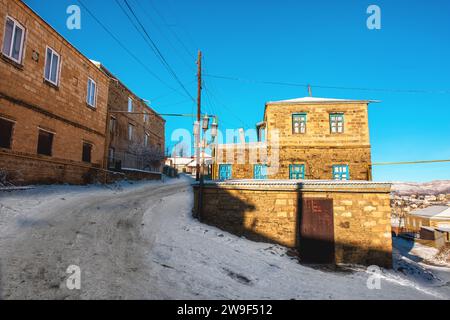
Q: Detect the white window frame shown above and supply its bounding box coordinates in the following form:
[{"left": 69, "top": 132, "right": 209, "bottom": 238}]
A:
[
  {"left": 44, "top": 46, "right": 61, "bottom": 86},
  {"left": 86, "top": 78, "right": 97, "bottom": 108},
  {"left": 128, "top": 124, "right": 134, "bottom": 141},
  {"left": 2, "top": 15, "right": 26, "bottom": 64},
  {"left": 144, "top": 110, "right": 149, "bottom": 123},
  {"left": 144, "top": 132, "right": 149, "bottom": 147},
  {"left": 128, "top": 97, "right": 133, "bottom": 113}
]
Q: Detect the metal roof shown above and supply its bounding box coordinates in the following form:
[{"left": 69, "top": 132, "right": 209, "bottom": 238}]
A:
[
  {"left": 409, "top": 206, "right": 450, "bottom": 219},
  {"left": 266, "top": 97, "right": 379, "bottom": 105}
]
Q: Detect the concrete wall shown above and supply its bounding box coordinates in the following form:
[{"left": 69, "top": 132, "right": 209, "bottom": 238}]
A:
[{"left": 193, "top": 180, "right": 392, "bottom": 268}]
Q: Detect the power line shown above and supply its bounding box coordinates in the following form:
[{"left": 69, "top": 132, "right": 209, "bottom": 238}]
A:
[
  {"left": 120, "top": 0, "right": 196, "bottom": 102},
  {"left": 76, "top": 0, "right": 184, "bottom": 97},
  {"left": 146, "top": 0, "right": 196, "bottom": 60},
  {"left": 372, "top": 159, "right": 450, "bottom": 166},
  {"left": 131, "top": 0, "right": 195, "bottom": 71},
  {"left": 204, "top": 73, "right": 450, "bottom": 95}
]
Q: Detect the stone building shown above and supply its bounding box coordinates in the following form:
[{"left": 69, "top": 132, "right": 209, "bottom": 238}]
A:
[
  {"left": 193, "top": 180, "right": 393, "bottom": 267},
  {"left": 0, "top": 0, "right": 111, "bottom": 185},
  {"left": 214, "top": 97, "right": 374, "bottom": 181},
  {"left": 94, "top": 63, "right": 165, "bottom": 173}
]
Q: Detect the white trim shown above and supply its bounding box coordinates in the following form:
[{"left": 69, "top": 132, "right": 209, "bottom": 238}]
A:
[
  {"left": 86, "top": 77, "right": 97, "bottom": 108},
  {"left": 44, "top": 46, "right": 61, "bottom": 86},
  {"left": 128, "top": 97, "right": 133, "bottom": 113},
  {"left": 2, "top": 15, "right": 26, "bottom": 64}
]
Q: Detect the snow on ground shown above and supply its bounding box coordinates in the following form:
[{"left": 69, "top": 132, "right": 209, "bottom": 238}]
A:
[{"left": 0, "top": 176, "right": 449, "bottom": 300}]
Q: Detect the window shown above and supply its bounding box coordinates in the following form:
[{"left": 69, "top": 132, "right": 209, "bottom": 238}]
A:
[
  {"left": 144, "top": 133, "right": 149, "bottom": 147},
  {"left": 128, "top": 124, "right": 134, "bottom": 141},
  {"left": 258, "top": 126, "right": 266, "bottom": 142},
  {"left": 144, "top": 111, "right": 149, "bottom": 123},
  {"left": 289, "top": 164, "right": 305, "bottom": 179},
  {"left": 37, "top": 130, "right": 54, "bottom": 156},
  {"left": 2, "top": 16, "right": 25, "bottom": 64},
  {"left": 44, "top": 47, "right": 61, "bottom": 86},
  {"left": 82, "top": 142, "right": 92, "bottom": 163},
  {"left": 0, "top": 118, "right": 14, "bottom": 149},
  {"left": 332, "top": 165, "right": 349, "bottom": 180},
  {"left": 254, "top": 164, "right": 268, "bottom": 179},
  {"left": 86, "top": 78, "right": 97, "bottom": 107},
  {"left": 292, "top": 113, "right": 307, "bottom": 134},
  {"left": 109, "top": 117, "right": 116, "bottom": 134},
  {"left": 330, "top": 113, "right": 344, "bottom": 134},
  {"left": 219, "top": 164, "right": 232, "bottom": 180},
  {"left": 128, "top": 97, "right": 133, "bottom": 113}
]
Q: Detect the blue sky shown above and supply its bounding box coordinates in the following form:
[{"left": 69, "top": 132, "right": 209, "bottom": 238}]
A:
[{"left": 23, "top": 0, "right": 450, "bottom": 182}]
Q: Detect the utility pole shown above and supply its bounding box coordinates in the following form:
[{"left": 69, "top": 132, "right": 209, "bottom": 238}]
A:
[{"left": 196, "top": 50, "right": 202, "bottom": 182}]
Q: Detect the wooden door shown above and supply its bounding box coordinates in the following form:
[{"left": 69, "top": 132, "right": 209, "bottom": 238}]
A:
[{"left": 299, "top": 198, "right": 335, "bottom": 264}]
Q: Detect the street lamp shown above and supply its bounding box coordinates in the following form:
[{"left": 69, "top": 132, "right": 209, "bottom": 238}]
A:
[{"left": 202, "top": 115, "right": 210, "bottom": 131}]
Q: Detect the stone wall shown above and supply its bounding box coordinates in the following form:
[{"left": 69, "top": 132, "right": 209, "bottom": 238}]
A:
[
  {"left": 0, "top": 0, "right": 110, "bottom": 184},
  {"left": 193, "top": 180, "right": 393, "bottom": 268},
  {"left": 0, "top": 150, "right": 124, "bottom": 185},
  {"left": 213, "top": 100, "right": 372, "bottom": 180},
  {"left": 102, "top": 67, "right": 165, "bottom": 167}
]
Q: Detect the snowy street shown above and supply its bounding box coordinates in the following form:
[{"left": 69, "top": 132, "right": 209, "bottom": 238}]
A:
[{"left": 0, "top": 176, "right": 449, "bottom": 300}]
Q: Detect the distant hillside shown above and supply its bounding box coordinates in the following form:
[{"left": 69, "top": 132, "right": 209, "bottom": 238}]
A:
[{"left": 392, "top": 180, "right": 450, "bottom": 196}]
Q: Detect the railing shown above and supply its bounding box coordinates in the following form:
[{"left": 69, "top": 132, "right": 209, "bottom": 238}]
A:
[{"left": 108, "top": 151, "right": 162, "bottom": 172}]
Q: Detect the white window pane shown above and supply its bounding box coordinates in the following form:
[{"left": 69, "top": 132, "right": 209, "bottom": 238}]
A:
[
  {"left": 91, "top": 83, "right": 96, "bottom": 105},
  {"left": 2, "top": 19, "right": 14, "bottom": 56},
  {"left": 11, "top": 26, "right": 23, "bottom": 60},
  {"left": 45, "top": 49, "right": 52, "bottom": 80},
  {"left": 50, "top": 53, "right": 59, "bottom": 83}
]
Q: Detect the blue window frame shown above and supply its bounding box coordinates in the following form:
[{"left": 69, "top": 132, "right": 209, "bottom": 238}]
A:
[
  {"left": 330, "top": 113, "right": 344, "bottom": 134},
  {"left": 218, "top": 164, "right": 232, "bottom": 180},
  {"left": 333, "top": 165, "right": 350, "bottom": 180},
  {"left": 289, "top": 164, "right": 305, "bottom": 179},
  {"left": 254, "top": 164, "right": 268, "bottom": 179},
  {"left": 292, "top": 113, "right": 307, "bottom": 134}
]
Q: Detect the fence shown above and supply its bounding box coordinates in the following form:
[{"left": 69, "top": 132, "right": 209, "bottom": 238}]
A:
[{"left": 108, "top": 150, "right": 162, "bottom": 173}]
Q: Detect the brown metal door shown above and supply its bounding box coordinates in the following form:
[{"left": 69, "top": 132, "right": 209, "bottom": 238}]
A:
[{"left": 299, "top": 198, "right": 335, "bottom": 264}]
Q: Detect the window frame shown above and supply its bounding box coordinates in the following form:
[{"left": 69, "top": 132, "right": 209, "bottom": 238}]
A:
[
  {"left": 86, "top": 77, "right": 97, "bottom": 108},
  {"left": 289, "top": 164, "right": 305, "bottom": 180},
  {"left": 37, "top": 128, "right": 54, "bottom": 157},
  {"left": 218, "top": 164, "right": 232, "bottom": 180},
  {"left": 43, "top": 46, "right": 61, "bottom": 86},
  {"left": 292, "top": 113, "right": 307, "bottom": 134},
  {"left": 330, "top": 113, "right": 345, "bottom": 134},
  {"left": 128, "top": 97, "right": 133, "bottom": 113},
  {"left": 0, "top": 117, "right": 15, "bottom": 149},
  {"left": 253, "top": 164, "right": 268, "bottom": 180},
  {"left": 144, "top": 132, "right": 149, "bottom": 147},
  {"left": 128, "top": 123, "right": 134, "bottom": 141},
  {"left": 109, "top": 116, "right": 116, "bottom": 134},
  {"left": 2, "top": 15, "right": 26, "bottom": 64},
  {"left": 332, "top": 164, "right": 350, "bottom": 181},
  {"left": 82, "top": 142, "right": 93, "bottom": 163}
]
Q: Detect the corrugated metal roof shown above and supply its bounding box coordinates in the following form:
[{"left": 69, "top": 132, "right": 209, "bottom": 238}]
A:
[{"left": 410, "top": 206, "right": 450, "bottom": 218}]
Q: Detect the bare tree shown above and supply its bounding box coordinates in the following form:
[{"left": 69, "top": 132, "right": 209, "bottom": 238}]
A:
[{"left": 128, "top": 142, "right": 165, "bottom": 171}]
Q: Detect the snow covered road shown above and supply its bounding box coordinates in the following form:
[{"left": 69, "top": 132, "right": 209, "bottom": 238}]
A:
[{"left": 0, "top": 176, "right": 449, "bottom": 300}]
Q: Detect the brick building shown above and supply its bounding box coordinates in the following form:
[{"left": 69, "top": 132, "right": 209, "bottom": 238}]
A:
[
  {"left": 94, "top": 63, "right": 165, "bottom": 173},
  {"left": 0, "top": 0, "right": 111, "bottom": 185},
  {"left": 214, "top": 97, "right": 374, "bottom": 181}
]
